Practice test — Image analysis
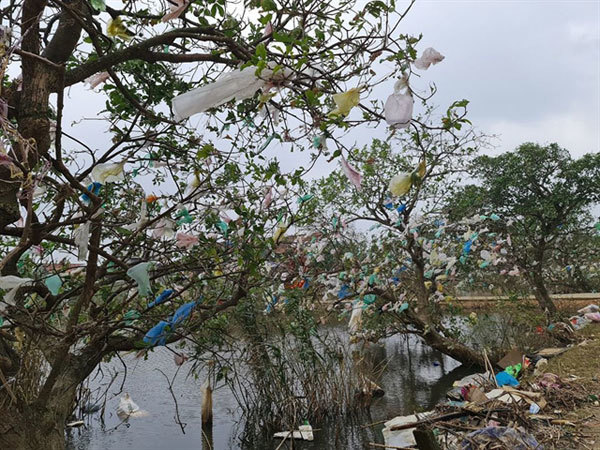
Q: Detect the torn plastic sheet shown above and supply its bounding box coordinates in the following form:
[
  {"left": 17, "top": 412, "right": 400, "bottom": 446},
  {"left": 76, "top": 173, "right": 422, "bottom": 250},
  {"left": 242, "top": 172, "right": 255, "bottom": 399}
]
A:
[{"left": 172, "top": 65, "right": 293, "bottom": 120}]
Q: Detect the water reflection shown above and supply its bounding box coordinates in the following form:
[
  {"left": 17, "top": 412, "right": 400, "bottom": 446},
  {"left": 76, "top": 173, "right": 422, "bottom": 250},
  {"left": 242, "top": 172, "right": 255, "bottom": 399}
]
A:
[{"left": 67, "top": 327, "right": 474, "bottom": 450}]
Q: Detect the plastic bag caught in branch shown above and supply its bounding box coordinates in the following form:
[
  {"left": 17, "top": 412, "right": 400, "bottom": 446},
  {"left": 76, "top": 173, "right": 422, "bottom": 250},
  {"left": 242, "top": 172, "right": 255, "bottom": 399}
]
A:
[
  {"left": 329, "top": 87, "right": 360, "bottom": 118},
  {"left": 127, "top": 262, "right": 155, "bottom": 297},
  {"left": 413, "top": 47, "right": 445, "bottom": 70},
  {"left": 172, "top": 64, "right": 293, "bottom": 120},
  {"left": 107, "top": 17, "right": 134, "bottom": 41},
  {"left": 73, "top": 221, "right": 91, "bottom": 261},
  {"left": 84, "top": 72, "right": 110, "bottom": 90},
  {"left": 91, "top": 161, "right": 125, "bottom": 183},
  {"left": 161, "top": 0, "right": 188, "bottom": 22},
  {"left": 0, "top": 276, "right": 34, "bottom": 305},
  {"left": 340, "top": 155, "right": 362, "bottom": 191},
  {"left": 348, "top": 300, "right": 363, "bottom": 334},
  {"left": 384, "top": 79, "right": 413, "bottom": 129},
  {"left": 389, "top": 172, "right": 412, "bottom": 196},
  {"left": 175, "top": 232, "right": 198, "bottom": 249}
]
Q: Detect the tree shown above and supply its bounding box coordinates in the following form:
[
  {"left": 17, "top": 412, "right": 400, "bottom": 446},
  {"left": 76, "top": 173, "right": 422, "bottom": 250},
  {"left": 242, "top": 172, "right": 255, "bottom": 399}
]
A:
[
  {"left": 302, "top": 122, "right": 495, "bottom": 367},
  {"left": 0, "top": 0, "right": 448, "bottom": 447},
  {"left": 447, "top": 143, "right": 600, "bottom": 315}
]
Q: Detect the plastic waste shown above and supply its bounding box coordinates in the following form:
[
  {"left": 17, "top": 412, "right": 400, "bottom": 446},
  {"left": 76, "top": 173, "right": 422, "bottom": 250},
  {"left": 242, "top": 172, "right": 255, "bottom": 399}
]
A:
[
  {"left": 529, "top": 403, "right": 540, "bottom": 414},
  {"left": 152, "top": 218, "right": 175, "bottom": 239},
  {"left": 585, "top": 312, "right": 600, "bottom": 322},
  {"left": 340, "top": 155, "right": 362, "bottom": 191},
  {"left": 0, "top": 275, "right": 34, "bottom": 305},
  {"left": 329, "top": 87, "right": 360, "bottom": 117},
  {"left": 174, "top": 352, "right": 188, "bottom": 366},
  {"left": 388, "top": 172, "right": 412, "bottom": 196},
  {"left": 461, "top": 426, "right": 541, "bottom": 450},
  {"left": 80, "top": 182, "right": 102, "bottom": 204},
  {"left": 116, "top": 393, "right": 140, "bottom": 418},
  {"left": 147, "top": 289, "right": 174, "bottom": 309},
  {"left": 170, "top": 301, "right": 196, "bottom": 327},
  {"left": 44, "top": 275, "right": 62, "bottom": 295},
  {"left": 84, "top": 71, "right": 110, "bottom": 89},
  {"left": 413, "top": 47, "right": 445, "bottom": 70},
  {"left": 107, "top": 17, "right": 133, "bottom": 41},
  {"left": 348, "top": 301, "right": 363, "bottom": 334},
  {"left": 127, "top": 261, "right": 155, "bottom": 297},
  {"left": 578, "top": 304, "right": 600, "bottom": 314},
  {"left": 175, "top": 232, "right": 198, "bottom": 249},
  {"left": 172, "top": 64, "right": 292, "bottom": 120},
  {"left": 143, "top": 320, "right": 171, "bottom": 346},
  {"left": 496, "top": 371, "right": 519, "bottom": 387},
  {"left": 505, "top": 363, "right": 522, "bottom": 378},
  {"left": 91, "top": 161, "right": 125, "bottom": 183},
  {"left": 384, "top": 79, "right": 413, "bottom": 129},
  {"left": 274, "top": 424, "right": 314, "bottom": 441},
  {"left": 162, "top": 0, "right": 188, "bottom": 22}
]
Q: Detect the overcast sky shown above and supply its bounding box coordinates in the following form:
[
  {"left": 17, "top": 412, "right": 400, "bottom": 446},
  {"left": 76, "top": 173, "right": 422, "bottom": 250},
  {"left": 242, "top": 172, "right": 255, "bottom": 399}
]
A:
[{"left": 396, "top": 0, "right": 599, "bottom": 157}]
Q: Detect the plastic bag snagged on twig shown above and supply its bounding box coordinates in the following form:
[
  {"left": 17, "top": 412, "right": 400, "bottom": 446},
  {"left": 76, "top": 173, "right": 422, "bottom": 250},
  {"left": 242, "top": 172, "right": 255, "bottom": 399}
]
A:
[{"left": 172, "top": 64, "right": 292, "bottom": 120}]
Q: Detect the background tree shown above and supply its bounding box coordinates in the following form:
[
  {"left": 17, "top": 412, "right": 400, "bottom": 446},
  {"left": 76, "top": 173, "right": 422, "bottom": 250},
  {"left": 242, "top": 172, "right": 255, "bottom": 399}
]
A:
[
  {"left": 447, "top": 143, "right": 600, "bottom": 315},
  {"left": 301, "top": 122, "right": 497, "bottom": 367},
  {"left": 0, "top": 0, "right": 457, "bottom": 447}
]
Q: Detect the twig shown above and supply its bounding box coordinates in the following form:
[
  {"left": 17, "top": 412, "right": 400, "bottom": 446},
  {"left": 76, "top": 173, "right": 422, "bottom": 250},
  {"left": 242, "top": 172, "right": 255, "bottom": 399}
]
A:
[
  {"left": 368, "top": 443, "right": 413, "bottom": 449},
  {"left": 156, "top": 367, "right": 187, "bottom": 434}
]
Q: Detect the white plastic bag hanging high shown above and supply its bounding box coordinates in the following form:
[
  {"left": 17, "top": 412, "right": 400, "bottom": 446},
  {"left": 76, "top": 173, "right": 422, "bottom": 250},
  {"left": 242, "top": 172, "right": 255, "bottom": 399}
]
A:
[
  {"left": 73, "top": 221, "right": 91, "bottom": 261},
  {"left": 172, "top": 64, "right": 292, "bottom": 120},
  {"left": 413, "top": 47, "right": 445, "bottom": 70},
  {"left": 384, "top": 79, "right": 413, "bottom": 129}
]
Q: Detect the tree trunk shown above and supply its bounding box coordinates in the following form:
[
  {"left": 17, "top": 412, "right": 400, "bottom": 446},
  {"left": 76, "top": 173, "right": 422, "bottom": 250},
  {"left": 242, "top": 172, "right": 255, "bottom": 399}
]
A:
[
  {"left": 420, "top": 328, "right": 485, "bottom": 368},
  {"left": 531, "top": 271, "right": 558, "bottom": 316},
  {"left": 0, "top": 402, "right": 70, "bottom": 450}
]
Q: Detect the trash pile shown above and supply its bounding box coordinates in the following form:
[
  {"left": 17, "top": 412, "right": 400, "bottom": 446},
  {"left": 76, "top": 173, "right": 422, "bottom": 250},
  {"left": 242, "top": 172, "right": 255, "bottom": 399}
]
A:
[{"left": 381, "top": 310, "right": 600, "bottom": 449}]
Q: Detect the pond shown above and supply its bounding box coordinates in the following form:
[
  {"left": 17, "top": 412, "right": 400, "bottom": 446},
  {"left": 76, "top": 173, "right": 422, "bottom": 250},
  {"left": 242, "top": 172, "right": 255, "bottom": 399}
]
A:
[{"left": 66, "top": 327, "right": 475, "bottom": 449}]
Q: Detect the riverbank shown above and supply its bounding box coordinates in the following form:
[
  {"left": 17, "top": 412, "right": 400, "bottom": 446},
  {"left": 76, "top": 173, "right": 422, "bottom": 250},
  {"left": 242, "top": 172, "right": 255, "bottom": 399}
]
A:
[{"left": 379, "top": 322, "right": 600, "bottom": 449}]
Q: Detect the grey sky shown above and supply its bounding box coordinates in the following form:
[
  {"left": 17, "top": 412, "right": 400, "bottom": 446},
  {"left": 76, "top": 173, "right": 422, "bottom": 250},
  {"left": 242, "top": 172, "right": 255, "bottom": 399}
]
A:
[{"left": 397, "top": 0, "right": 599, "bottom": 156}]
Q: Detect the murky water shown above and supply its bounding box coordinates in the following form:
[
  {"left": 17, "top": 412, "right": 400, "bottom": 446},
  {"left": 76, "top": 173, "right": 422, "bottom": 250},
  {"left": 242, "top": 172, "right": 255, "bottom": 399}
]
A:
[{"left": 66, "top": 328, "right": 474, "bottom": 450}]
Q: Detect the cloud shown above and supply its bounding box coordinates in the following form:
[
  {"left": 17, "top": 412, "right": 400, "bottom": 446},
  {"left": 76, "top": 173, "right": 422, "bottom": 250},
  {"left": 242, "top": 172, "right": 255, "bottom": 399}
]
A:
[
  {"left": 566, "top": 21, "right": 600, "bottom": 46},
  {"left": 482, "top": 113, "right": 599, "bottom": 157}
]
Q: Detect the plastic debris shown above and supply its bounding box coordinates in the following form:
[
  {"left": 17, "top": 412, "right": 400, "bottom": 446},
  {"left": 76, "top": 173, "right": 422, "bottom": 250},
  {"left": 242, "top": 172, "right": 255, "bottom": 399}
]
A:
[
  {"left": 461, "top": 426, "right": 541, "bottom": 450},
  {"left": 0, "top": 275, "right": 34, "bottom": 305},
  {"left": 274, "top": 424, "right": 314, "bottom": 441},
  {"left": 340, "top": 155, "right": 362, "bottom": 191},
  {"left": 147, "top": 289, "right": 174, "bottom": 309},
  {"left": 84, "top": 71, "right": 110, "bottom": 89},
  {"left": 91, "top": 161, "right": 125, "bottom": 183},
  {"left": 107, "top": 17, "right": 133, "bottom": 41},
  {"left": 496, "top": 371, "right": 519, "bottom": 387},
  {"left": 80, "top": 182, "right": 102, "bottom": 204},
  {"left": 329, "top": 87, "right": 360, "bottom": 117},
  {"left": 162, "top": 0, "right": 188, "bottom": 22},
  {"left": 348, "top": 301, "right": 363, "bottom": 334},
  {"left": 585, "top": 312, "right": 600, "bottom": 322},
  {"left": 175, "top": 232, "right": 198, "bottom": 249},
  {"left": 388, "top": 172, "right": 412, "bottom": 196},
  {"left": 529, "top": 403, "right": 541, "bottom": 414},
  {"left": 126, "top": 261, "right": 155, "bottom": 297},
  {"left": 143, "top": 320, "right": 171, "bottom": 346},
  {"left": 172, "top": 64, "right": 292, "bottom": 120},
  {"left": 413, "top": 47, "right": 445, "bottom": 70},
  {"left": 538, "top": 373, "right": 561, "bottom": 389},
  {"left": 384, "top": 78, "right": 413, "bottom": 129},
  {"left": 578, "top": 304, "right": 599, "bottom": 314},
  {"left": 382, "top": 412, "right": 434, "bottom": 449},
  {"left": 152, "top": 218, "right": 176, "bottom": 239},
  {"left": 262, "top": 187, "right": 273, "bottom": 209},
  {"left": 170, "top": 301, "right": 196, "bottom": 327},
  {"left": 174, "top": 352, "right": 188, "bottom": 366},
  {"left": 116, "top": 393, "right": 144, "bottom": 419},
  {"left": 73, "top": 221, "right": 91, "bottom": 261},
  {"left": 44, "top": 275, "right": 62, "bottom": 295}
]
